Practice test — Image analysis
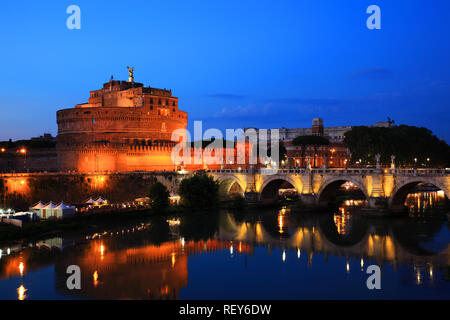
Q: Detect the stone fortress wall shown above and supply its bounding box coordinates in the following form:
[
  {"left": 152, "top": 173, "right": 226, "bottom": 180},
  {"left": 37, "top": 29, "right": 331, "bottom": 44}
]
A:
[{"left": 56, "top": 78, "right": 188, "bottom": 172}]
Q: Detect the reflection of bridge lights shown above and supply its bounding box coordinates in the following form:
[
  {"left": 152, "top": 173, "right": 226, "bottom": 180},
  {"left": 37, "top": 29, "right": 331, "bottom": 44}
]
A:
[
  {"left": 171, "top": 252, "right": 176, "bottom": 268},
  {"left": 93, "top": 271, "right": 99, "bottom": 287},
  {"left": 17, "top": 285, "right": 27, "bottom": 300},
  {"left": 346, "top": 261, "right": 350, "bottom": 273},
  {"left": 416, "top": 271, "right": 421, "bottom": 284},
  {"left": 19, "top": 262, "right": 24, "bottom": 276},
  {"left": 180, "top": 237, "right": 185, "bottom": 248},
  {"left": 167, "top": 219, "right": 181, "bottom": 226},
  {"left": 297, "top": 248, "right": 301, "bottom": 259},
  {"left": 282, "top": 250, "right": 286, "bottom": 262},
  {"left": 360, "top": 258, "right": 364, "bottom": 271},
  {"left": 230, "top": 244, "right": 234, "bottom": 256},
  {"left": 278, "top": 211, "right": 285, "bottom": 234}
]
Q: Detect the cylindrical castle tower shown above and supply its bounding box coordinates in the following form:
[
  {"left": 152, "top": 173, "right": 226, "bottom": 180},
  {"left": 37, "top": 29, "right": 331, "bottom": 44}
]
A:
[{"left": 56, "top": 77, "right": 188, "bottom": 172}]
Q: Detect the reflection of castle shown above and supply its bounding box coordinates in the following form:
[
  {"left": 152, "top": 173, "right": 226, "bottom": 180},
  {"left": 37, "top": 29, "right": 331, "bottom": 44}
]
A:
[
  {"left": 0, "top": 212, "right": 447, "bottom": 299},
  {"left": 57, "top": 76, "right": 188, "bottom": 172}
]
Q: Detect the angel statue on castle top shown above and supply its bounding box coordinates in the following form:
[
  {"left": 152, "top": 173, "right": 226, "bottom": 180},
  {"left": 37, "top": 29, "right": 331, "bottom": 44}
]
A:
[{"left": 127, "top": 66, "right": 134, "bottom": 82}]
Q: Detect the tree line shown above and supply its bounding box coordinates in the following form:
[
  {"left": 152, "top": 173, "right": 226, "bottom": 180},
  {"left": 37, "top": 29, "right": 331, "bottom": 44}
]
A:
[{"left": 344, "top": 125, "right": 450, "bottom": 167}]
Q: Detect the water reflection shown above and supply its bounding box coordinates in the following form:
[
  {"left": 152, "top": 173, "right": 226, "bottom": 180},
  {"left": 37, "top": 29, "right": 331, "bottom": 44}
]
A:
[
  {"left": 17, "top": 285, "right": 26, "bottom": 300},
  {"left": 0, "top": 195, "right": 448, "bottom": 299},
  {"left": 405, "top": 190, "right": 446, "bottom": 215}
]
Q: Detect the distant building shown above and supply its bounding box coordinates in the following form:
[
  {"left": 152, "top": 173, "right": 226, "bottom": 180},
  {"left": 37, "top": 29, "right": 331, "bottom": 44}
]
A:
[
  {"left": 247, "top": 118, "right": 390, "bottom": 168},
  {"left": 0, "top": 134, "right": 57, "bottom": 173}
]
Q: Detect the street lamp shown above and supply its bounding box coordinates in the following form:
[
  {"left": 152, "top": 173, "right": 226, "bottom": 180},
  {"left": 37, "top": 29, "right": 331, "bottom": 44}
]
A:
[{"left": 19, "top": 148, "right": 27, "bottom": 172}]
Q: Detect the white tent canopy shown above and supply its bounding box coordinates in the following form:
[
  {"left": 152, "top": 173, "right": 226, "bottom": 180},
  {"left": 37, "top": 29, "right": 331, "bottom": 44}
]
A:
[
  {"left": 43, "top": 202, "right": 58, "bottom": 210},
  {"left": 55, "top": 202, "right": 71, "bottom": 209},
  {"left": 94, "top": 196, "right": 107, "bottom": 203},
  {"left": 85, "top": 197, "right": 95, "bottom": 204},
  {"left": 30, "top": 201, "right": 46, "bottom": 210}
]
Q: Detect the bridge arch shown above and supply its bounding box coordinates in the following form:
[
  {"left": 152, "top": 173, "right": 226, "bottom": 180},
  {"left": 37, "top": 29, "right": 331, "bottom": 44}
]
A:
[
  {"left": 317, "top": 177, "right": 369, "bottom": 207},
  {"left": 259, "top": 175, "right": 300, "bottom": 202},
  {"left": 389, "top": 178, "right": 449, "bottom": 212},
  {"left": 216, "top": 175, "right": 246, "bottom": 198}
]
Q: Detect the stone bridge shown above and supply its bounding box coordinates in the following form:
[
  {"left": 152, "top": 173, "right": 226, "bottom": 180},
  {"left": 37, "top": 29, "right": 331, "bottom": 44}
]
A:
[
  {"left": 208, "top": 167, "right": 450, "bottom": 211},
  {"left": 1, "top": 167, "right": 449, "bottom": 212}
]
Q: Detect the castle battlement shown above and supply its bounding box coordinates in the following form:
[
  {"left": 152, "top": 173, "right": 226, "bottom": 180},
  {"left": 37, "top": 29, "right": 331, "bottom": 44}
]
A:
[{"left": 56, "top": 73, "right": 188, "bottom": 173}]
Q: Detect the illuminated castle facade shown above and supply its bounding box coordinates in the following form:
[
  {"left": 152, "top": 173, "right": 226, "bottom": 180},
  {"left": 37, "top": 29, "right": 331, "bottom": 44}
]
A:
[{"left": 57, "top": 75, "right": 188, "bottom": 172}]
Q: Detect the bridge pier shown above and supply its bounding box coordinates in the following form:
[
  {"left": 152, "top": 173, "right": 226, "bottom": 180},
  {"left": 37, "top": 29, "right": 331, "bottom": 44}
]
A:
[{"left": 299, "top": 194, "right": 317, "bottom": 207}]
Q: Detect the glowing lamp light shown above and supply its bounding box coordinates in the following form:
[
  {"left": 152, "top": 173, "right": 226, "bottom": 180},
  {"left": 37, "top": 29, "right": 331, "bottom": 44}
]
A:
[
  {"left": 20, "top": 148, "right": 26, "bottom": 154},
  {"left": 19, "top": 262, "right": 24, "bottom": 276},
  {"left": 17, "top": 285, "right": 27, "bottom": 300},
  {"left": 93, "top": 271, "right": 99, "bottom": 287},
  {"left": 1, "top": 148, "right": 5, "bottom": 152}
]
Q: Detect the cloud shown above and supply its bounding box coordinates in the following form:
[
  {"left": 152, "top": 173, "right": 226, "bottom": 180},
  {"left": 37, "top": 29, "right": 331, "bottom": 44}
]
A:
[
  {"left": 351, "top": 67, "right": 393, "bottom": 80},
  {"left": 213, "top": 103, "right": 273, "bottom": 119},
  {"left": 205, "top": 93, "right": 246, "bottom": 100},
  {"left": 263, "top": 98, "right": 344, "bottom": 106}
]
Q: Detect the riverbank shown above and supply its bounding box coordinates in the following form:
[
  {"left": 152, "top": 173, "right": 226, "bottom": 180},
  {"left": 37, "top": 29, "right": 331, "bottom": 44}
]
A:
[{"left": 0, "top": 205, "right": 185, "bottom": 243}]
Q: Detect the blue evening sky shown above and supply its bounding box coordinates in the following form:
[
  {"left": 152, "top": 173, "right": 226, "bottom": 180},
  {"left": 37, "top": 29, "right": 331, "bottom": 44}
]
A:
[{"left": 0, "top": 0, "right": 449, "bottom": 141}]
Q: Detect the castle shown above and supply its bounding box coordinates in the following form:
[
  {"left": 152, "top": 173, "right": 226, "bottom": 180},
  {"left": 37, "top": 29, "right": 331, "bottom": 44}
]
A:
[{"left": 57, "top": 72, "right": 188, "bottom": 172}]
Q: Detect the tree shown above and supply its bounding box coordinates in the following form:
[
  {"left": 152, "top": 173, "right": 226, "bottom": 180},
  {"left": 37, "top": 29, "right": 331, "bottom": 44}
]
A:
[
  {"left": 292, "top": 135, "right": 330, "bottom": 167},
  {"left": 344, "top": 125, "right": 450, "bottom": 167},
  {"left": 148, "top": 181, "right": 170, "bottom": 212},
  {"left": 292, "top": 135, "right": 330, "bottom": 146},
  {"left": 179, "top": 172, "right": 219, "bottom": 210}
]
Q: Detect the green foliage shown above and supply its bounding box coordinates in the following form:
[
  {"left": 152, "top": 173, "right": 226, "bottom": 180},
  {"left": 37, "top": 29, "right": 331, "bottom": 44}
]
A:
[
  {"left": 191, "top": 138, "right": 237, "bottom": 149},
  {"left": 179, "top": 173, "right": 219, "bottom": 210},
  {"left": 344, "top": 125, "right": 450, "bottom": 167},
  {"left": 266, "top": 140, "right": 287, "bottom": 160},
  {"left": 292, "top": 135, "right": 330, "bottom": 146},
  {"left": 148, "top": 181, "right": 170, "bottom": 212}
]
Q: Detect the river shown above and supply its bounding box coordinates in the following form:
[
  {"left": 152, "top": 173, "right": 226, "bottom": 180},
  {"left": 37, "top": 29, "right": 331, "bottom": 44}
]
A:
[{"left": 0, "top": 191, "right": 448, "bottom": 300}]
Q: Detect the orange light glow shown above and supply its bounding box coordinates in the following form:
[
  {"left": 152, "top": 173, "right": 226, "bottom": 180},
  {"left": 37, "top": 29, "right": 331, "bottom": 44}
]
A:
[
  {"left": 1, "top": 148, "right": 5, "bottom": 152},
  {"left": 19, "top": 262, "right": 24, "bottom": 276},
  {"left": 17, "top": 285, "right": 27, "bottom": 300},
  {"left": 171, "top": 253, "right": 176, "bottom": 268},
  {"left": 93, "top": 271, "right": 99, "bottom": 287},
  {"left": 20, "top": 148, "right": 26, "bottom": 154}
]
